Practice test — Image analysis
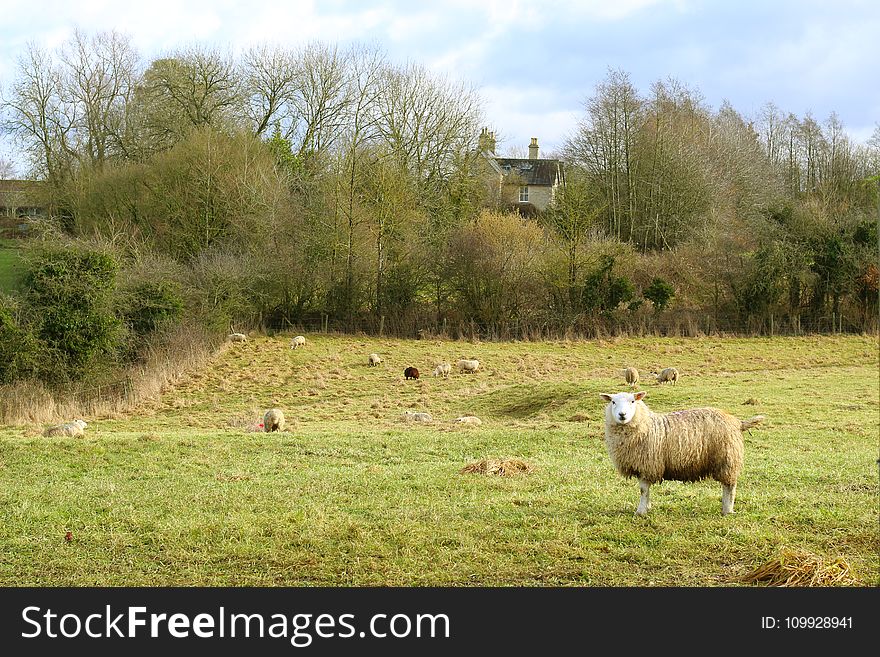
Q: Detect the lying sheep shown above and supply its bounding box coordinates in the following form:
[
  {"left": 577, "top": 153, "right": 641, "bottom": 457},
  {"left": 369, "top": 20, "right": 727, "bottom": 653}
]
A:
[
  {"left": 599, "top": 391, "right": 763, "bottom": 516},
  {"left": 401, "top": 411, "right": 432, "bottom": 423},
  {"left": 457, "top": 358, "right": 480, "bottom": 374},
  {"left": 290, "top": 335, "right": 306, "bottom": 349},
  {"left": 227, "top": 333, "right": 248, "bottom": 343},
  {"left": 43, "top": 419, "right": 88, "bottom": 438},
  {"left": 433, "top": 362, "right": 451, "bottom": 378},
  {"left": 623, "top": 367, "right": 639, "bottom": 388},
  {"left": 368, "top": 353, "right": 382, "bottom": 367},
  {"left": 453, "top": 415, "right": 482, "bottom": 426},
  {"left": 652, "top": 367, "right": 679, "bottom": 385},
  {"left": 404, "top": 366, "right": 420, "bottom": 380},
  {"left": 263, "top": 408, "right": 285, "bottom": 432}
]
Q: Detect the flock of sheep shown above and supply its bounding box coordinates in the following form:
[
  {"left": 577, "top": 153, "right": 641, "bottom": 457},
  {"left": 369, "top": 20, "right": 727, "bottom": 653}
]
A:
[{"left": 40, "top": 333, "right": 767, "bottom": 517}]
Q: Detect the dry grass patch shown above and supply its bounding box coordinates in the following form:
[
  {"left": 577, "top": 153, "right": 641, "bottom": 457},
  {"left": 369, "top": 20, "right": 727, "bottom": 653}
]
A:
[
  {"left": 737, "top": 548, "right": 862, "bottom": 587},
  {"left": 461, "top": 458, "right": 534, "bottom": 477}
]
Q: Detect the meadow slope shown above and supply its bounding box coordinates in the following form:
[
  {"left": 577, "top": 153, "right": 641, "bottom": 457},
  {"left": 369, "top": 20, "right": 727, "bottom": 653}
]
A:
[{"left": 0, "top": 334, "right": 877, "bottom": 586}]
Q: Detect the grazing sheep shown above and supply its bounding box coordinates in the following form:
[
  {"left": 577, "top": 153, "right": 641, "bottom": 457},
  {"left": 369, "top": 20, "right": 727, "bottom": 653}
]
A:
[
  {"left": 457, "top": 358, "right": 480, "bottom": 374},
  {"left": 599, "top": 391, "right": 764, "bottom": 516},
  {"left": 623, "top": 367, "right": 639, "bottom": 388},
  {"left": 43, "top": 419, "right": 88, "bottom": 438},
  {"left": 404, "top": 366, "right": 420, "bottom": 380},
  {"left": 453, "top": 415, "right": 482, "bottom": 426},
  {"left": 652, "top": 367, "right": 679, "bottom": 385},
  {"left": 368, "top": 353, "right": 382, "bottom": 367},
  {"left": 227, "top": 332, "right": 248, "bottom": 343},
  {"left": 263, "top": 408, "right": 286, "bottom": 432},
  {"left": 401, "top": 411, "right": 432, "bottom": 422},
  {"left": 433, "top": 362, "right": 451, "bottom": 378},
  {"left": 290, "top": 335, "right": 306, "bottom": 349}
]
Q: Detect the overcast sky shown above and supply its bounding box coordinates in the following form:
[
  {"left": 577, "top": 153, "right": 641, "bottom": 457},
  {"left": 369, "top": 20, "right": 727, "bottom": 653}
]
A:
[{"left": 1, "top": 0, "right": 878, "bottom": 172}]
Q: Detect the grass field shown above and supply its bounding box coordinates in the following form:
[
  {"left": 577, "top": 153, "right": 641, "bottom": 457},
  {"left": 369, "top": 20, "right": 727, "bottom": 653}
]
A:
[
  {"left": 0, "top": 239, "right": 24, "bottom": 293},
  {"left": 0, "top": 334, "right": 877, "bottom": 586}
]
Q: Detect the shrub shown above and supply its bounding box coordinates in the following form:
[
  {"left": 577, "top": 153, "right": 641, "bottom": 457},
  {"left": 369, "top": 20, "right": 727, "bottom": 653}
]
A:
[
  {"left": 24, "top": 243, "right": 122, "bottom": 381},
  {"left": 643, "top": 277, "right": 676, "bottom": 312}
]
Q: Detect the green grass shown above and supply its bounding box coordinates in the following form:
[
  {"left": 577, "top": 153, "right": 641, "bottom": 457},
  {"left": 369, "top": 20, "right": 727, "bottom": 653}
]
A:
[
  {"left": 0, "top": 334, "right": 877, "bottom": 586},
  {"left": 0, "top": 239, "right": 24, "bottom": 293}
]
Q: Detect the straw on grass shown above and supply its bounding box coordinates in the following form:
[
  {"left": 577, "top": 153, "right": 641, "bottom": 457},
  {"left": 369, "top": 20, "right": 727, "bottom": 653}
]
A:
[
  {"left": 738, "top": 547, "right": 860, "bottom": 587},
  {"left": 461, "top": 458, "right": 533, "bottom": 477}
]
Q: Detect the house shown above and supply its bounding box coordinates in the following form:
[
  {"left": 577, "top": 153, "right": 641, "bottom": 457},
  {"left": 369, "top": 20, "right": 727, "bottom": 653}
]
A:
[
  {"left": 0, "top": 179, "right": 45, "bottom": 237},
  {"left": 478, "top": 128, "right": 564, "bottom": 214}
]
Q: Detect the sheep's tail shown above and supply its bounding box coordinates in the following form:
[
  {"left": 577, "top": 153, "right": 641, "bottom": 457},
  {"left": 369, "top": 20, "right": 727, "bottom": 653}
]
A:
[{"left": 741, "top": 415, "right": 765, "bottom": 431}]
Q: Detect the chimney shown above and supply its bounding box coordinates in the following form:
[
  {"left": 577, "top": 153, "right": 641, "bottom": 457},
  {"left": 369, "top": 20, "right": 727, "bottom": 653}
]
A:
[
  {"left": 479, "top": 127, "right": 496, "bottom": 155},
  {"left": 529, "top": 137, "right": 539, "bottom": 160}
]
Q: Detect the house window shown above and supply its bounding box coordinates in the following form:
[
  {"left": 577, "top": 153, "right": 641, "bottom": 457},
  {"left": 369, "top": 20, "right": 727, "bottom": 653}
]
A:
[{"left": 519, "top": 186, "right": 529, "bottom": 202}]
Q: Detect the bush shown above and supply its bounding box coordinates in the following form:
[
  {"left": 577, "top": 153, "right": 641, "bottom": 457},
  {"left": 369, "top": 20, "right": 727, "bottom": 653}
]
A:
[
  {"left": 643, "top": 277, "right": 676, "bottom": 312},
  {"left": 24, "top": 244, "right": 122, "bottom": 381},
  {"left": 0, "top": 295, "right": 47, "bottom": 384}
]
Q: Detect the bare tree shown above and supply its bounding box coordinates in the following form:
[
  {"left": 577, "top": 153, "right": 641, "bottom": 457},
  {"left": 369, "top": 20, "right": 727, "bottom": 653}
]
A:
[
  {"left": 0, "top": 156, "right": 17, "bottom": 179},
  {"left": 291, "top": 41, "right": 351, "bottom": 157},
  {"left": 241, "top": 43, "right": 298, "bottom": 137},
  {"left": 135, "top": 45, "right": 240, "bottom": 152},
  {"left": 1, "top": 42, "right": 75, "bottom": 181},
  {"left": 60, "top": 29, "right": 139, "bottom": 167}
]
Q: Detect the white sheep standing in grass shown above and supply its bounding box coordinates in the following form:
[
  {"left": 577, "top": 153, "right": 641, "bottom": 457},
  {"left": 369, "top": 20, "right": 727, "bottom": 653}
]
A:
[
  {"left": 401, "top": 411, "right": 433, "bottom": 423},
  {"left": 622, "top": 367, "right": 639, "bottom": 388},
  {"left": 290, "top": 335, "right": 306, "bottom": 349},
  {"left": 227, "top": 332, "right": 248, "bottom": 343},
  {"left": 368, "top": 353, "right": 382, "bottom": 367},
  {"left": 453, "top": 415, "right": 482, "bottom": 426},
  {"left": 433, "top": 362, "right": 451, "bottom": 378},
  {"left": 43, "top": 419, "right": 88, "bottom": 437},
  {"left": 457, "top": 358, "right": 480, "bottom": 374},
  {"left": 652, "top": 367, "right": 679, "bottom": 385},
  {"left": 599, "top": 391, "right": 763, "bottom": 516},
  {"left": 263, "top": 408, "right": 286, "bottom": 432}
]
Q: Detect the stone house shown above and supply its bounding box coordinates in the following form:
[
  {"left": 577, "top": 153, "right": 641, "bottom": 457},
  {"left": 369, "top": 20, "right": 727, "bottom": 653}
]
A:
[{"left": 478, "top": 128, "right": 564, "bottom": 214}]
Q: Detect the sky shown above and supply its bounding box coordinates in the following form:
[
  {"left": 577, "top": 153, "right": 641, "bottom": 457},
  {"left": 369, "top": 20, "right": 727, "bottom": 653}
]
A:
[{"left": 1, "top": 0, "right": 878, "bottom": 173}]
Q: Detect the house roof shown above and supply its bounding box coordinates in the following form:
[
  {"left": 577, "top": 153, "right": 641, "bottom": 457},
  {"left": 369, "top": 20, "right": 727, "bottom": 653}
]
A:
[
  {"left": 0, "top": 179, "right": 44, "bottom": 208},
  {"left": 492, "top": 158, "right": 562, "bottom": 187}
]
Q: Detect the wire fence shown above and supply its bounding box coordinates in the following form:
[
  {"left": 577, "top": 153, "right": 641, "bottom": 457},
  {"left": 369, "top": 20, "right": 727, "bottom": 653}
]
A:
[{"left": 260, "top": 309, "right": 877, "bottom": 341}]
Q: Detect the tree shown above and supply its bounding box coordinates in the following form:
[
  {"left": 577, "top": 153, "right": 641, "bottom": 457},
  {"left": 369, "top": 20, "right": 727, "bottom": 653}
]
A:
[{"left": 543, "top": 169, "right": 604, "bottom": 313}]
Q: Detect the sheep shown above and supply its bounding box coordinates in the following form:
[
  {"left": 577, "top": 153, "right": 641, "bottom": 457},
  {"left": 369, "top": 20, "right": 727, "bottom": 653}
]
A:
[
  {"left": 433, "top": 362, "right": 451, "bottom": 378},
  {"left": 623, "top": 367, "right": 639, "bottom": 388},
  {"left": 290, "top": 335, "right": 306, "bottom": 349},
  {"left": 404, "top": 366, "right": 420, "bottom": 380},
  {"left": 457, "top": 358, "right": 480, "bottom": 374},
  {"left": 263, "top": 408, "right": 286, "bottom": 432},
  {"left": 652, "top": 367, "right": 679, "bottom": 385},
  {"left": 401, "top": 410, "right": 432, "bottom": 423},
  {"left": 43, "top": 419, "right": 88, "bottom": 438},
  {"left": 599, "top": 391, "right": 764, "bottom": 516},
  {"left": 227, "top": 332, "right": 248, "bottom": 343},
  {"left": 368, "top": 353, "right": 382, "bottom": 367},
  {"left": 453, "top": 415, "right": 482, "bottom": 426}
]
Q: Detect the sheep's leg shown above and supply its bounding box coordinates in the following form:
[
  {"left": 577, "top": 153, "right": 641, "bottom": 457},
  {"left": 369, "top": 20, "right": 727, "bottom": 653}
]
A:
[
  {"left": 636, "top": 479, "right": 651, "bottom": 516},
  {"left": 722, "top": 483, "right": 737, "bottom": 515}
]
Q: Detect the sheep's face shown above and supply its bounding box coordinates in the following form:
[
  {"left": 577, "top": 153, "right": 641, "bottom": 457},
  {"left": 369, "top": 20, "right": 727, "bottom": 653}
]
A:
[{"left": 599, "top": 392, "right": 646, "bottom": 425}]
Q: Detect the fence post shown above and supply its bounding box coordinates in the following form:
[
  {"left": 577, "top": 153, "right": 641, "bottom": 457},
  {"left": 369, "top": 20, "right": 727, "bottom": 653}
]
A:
[
  {"left": 770, "top": 312, "right": 774, "bottom": 337},
  {"left": 379, "top": 315, "right": 385, "bottom": 336}
]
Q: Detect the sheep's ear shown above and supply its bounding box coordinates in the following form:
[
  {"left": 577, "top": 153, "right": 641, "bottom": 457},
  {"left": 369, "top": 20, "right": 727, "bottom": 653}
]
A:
[
  {"left": 634, "top": 391, "right": 647, "bottom": 401},
  {"left": 599, "top": 394, "right": 613, "bottom": 402}
]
